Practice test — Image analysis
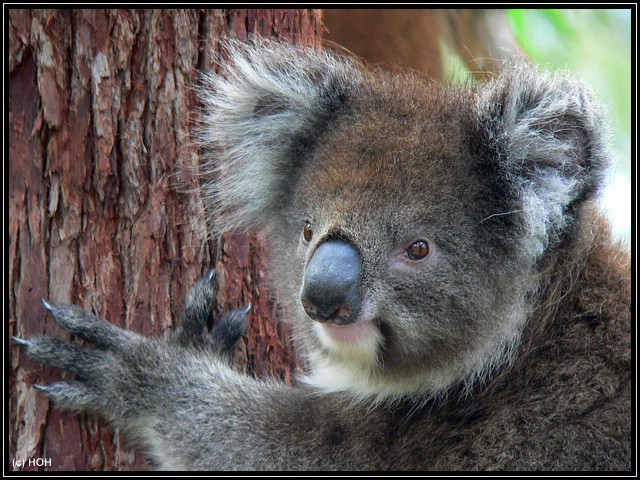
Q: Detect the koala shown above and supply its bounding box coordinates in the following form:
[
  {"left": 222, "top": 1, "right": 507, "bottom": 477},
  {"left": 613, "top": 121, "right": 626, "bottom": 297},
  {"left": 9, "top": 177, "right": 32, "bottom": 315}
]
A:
[{"left": 16, "top": 39, "right": 630, "bottom": 471}]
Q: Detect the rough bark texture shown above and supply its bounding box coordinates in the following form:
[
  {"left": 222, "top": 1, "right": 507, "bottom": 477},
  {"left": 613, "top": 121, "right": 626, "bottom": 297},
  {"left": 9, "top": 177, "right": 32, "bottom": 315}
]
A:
[{"left": 8, "top": 8, "right": 322, "bottom": 471}]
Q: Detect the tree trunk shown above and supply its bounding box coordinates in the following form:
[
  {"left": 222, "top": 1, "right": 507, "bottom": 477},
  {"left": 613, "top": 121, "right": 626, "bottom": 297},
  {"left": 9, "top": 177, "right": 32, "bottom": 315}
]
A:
[{"left": 8, "top": 8, "right": 322, "bottom": 471}]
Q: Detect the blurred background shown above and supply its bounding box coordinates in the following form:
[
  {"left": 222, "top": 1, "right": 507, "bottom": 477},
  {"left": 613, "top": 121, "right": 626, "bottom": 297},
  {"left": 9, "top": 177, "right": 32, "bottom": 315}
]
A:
[{"left": 324, "top": 8, "right": 632, "bottom": 245}]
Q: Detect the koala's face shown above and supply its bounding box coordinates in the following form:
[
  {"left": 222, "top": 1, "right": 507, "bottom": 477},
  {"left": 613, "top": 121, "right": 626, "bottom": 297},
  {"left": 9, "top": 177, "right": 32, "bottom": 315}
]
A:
[
  {"left": 267, "top": 82, "right": 530, "bottom": 398},
  {"left": 200, "top": 41, "right": 609, "bottom": 400}
]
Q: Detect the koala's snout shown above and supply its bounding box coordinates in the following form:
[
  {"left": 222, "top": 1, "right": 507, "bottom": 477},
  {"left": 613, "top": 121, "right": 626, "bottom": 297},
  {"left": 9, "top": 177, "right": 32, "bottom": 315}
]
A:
[{"left": 301, "top": 240, "right": 362, "bottom": 325}]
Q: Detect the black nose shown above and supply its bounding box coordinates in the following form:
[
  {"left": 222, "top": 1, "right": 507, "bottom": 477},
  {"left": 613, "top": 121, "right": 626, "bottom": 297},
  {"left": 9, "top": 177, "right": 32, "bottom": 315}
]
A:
[{"left": 301, "top": 240, "right": 362, "bottom": 325}]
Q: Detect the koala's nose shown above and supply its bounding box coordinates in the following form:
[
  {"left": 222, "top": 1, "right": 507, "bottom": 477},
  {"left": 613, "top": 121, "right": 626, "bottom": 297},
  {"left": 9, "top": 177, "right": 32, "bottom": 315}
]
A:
[{"left": 301, "top": 240, "right": 362, "bottom": 325}]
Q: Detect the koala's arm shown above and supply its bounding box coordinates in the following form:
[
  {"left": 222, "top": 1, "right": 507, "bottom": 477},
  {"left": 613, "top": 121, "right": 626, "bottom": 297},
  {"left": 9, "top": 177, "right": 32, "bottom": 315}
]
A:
[{"left": 15, "top": 275, "right": 383, "bottom": 471}]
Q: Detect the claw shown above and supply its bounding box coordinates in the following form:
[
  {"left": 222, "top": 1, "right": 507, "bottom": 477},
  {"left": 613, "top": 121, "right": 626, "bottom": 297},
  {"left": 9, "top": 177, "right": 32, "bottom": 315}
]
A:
[
  {"left": 41, "top": 298, "right": 54, "bottom": 311},
  {"left": 33, "top": 384, "right": 49, "bottom": 393},
  {"left": 11, "top": 336, "right": 31, "bottom": 347},
  {"left": 243, "top": 304, "right": 252, "bottom": 315},
  {"left": 207, "top": 269, "right": 216, "bottom": 282}
]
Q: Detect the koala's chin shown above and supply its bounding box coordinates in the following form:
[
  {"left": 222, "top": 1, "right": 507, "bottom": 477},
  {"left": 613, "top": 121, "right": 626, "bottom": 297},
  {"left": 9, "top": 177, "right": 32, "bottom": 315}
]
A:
[{"left": 315, "top": 320, "right": 382, "bottom": 364}]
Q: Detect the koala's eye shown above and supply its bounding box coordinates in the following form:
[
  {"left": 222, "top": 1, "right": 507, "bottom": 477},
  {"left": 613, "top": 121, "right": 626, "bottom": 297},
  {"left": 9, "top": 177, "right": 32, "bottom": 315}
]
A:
[
  {"left": 302, "top": 222, "right": 314, "bottom": 244},
  {"left": 405, "top": 240, "right": 430, "bottom": 261}
]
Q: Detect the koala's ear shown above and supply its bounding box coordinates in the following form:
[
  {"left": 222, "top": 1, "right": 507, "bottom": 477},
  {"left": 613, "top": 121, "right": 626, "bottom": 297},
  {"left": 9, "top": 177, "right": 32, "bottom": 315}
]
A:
[
  {"left": 476, "top": 63, "right": 611, "bottom": 245},
  {"left": 196, "top": 39, "right": 361, "bottom": 234}
]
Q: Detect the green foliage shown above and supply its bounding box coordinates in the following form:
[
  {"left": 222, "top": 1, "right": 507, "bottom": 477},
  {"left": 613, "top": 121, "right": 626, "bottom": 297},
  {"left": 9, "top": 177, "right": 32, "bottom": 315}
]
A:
[{"left": 440, "top": 37, "right": 473, "bottom": 85}]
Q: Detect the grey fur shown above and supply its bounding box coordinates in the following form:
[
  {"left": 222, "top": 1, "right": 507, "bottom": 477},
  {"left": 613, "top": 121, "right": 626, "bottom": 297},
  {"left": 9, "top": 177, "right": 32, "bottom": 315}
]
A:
[
  {"left": 19, "top": 40, "right": 630, "bottom": 470},
  {"left": 171, "top": 272, "right": 249, "bottom": 359}
]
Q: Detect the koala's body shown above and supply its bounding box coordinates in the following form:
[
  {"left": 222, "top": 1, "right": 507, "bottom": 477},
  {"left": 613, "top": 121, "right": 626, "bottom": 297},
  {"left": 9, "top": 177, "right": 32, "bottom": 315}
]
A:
[{"left": 18, "top": 40, "right": 630, "bottom": 470}]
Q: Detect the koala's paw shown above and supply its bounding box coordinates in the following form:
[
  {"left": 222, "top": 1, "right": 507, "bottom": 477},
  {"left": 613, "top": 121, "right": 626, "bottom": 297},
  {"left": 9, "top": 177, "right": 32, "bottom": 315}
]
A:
[
  {"left": 172, "top": 270, "right": 249, "bottom": 356},
  {"left": 13, "top": 301, "right": 141, "bottom": 415},
  {"left": 14, "top": 273, "right": 249, "bottom": 415}
]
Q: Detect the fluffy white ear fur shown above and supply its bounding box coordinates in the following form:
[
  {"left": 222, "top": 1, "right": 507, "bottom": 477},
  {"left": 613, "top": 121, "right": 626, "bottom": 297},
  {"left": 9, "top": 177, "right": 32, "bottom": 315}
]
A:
[
  {"left": 477, "top": 63, "right": 611, "bottom": 257},
  {"left": 195, "top": 38, "right": 362, "bottom": 234}
]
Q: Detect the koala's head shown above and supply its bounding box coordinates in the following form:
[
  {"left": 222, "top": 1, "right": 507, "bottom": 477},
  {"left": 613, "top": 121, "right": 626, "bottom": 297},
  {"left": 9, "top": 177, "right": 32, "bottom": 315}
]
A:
[{"left": 198, "top": 39, "right": 610, "bottom": 402}]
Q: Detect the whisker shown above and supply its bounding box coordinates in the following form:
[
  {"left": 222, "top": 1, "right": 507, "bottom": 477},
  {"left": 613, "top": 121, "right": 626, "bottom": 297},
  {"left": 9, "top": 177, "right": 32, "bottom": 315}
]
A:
[{"left": 475, "top": 209, "right": 524, "bottom": 225}]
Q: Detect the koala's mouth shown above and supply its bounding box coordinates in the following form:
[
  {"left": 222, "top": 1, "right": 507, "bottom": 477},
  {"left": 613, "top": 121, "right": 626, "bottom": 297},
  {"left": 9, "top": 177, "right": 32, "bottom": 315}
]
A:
[{"left": 319, "top": 320, "right": 377, "bottom": 345}]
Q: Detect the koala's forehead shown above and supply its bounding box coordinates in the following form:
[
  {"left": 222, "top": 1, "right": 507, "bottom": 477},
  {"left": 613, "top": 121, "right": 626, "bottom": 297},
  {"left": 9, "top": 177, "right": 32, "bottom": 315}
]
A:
[{"left": 299, "top": 82, "right": 479, "bottom": 209}]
